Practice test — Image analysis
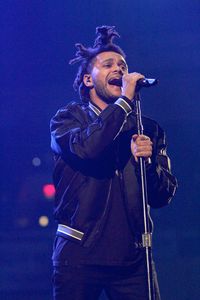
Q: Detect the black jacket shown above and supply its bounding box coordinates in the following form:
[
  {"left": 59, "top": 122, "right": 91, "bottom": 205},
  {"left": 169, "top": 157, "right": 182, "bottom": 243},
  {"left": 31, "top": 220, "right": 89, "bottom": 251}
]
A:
[{"left": 50, "top": 100, "right": 177, "bottom": 248}]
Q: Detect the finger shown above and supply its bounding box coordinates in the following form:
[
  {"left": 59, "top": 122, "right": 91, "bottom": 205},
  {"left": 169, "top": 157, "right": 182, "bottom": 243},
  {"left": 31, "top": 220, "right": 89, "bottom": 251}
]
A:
[
  {"left": 135, "top": 151, "right": 152, "bottom": 157},
  {"left": 137, "top": 135, "right": 150, "bottom": 141},
  {"left": 132, "top": 134, "right": 138, "bottom": 142},
  {"left": 132, "top": 135, "right": 151, "bottom": 142},
  {"left": 135, "top": 140, "right": 153, "bottom": 147},
  {"left": 135, "top": 137, "right": 152, "bottom": 147},
  {"left": 135, "top": 145, "right": 152, "bottom": 152},
  {"left": 130, "top": 72, "right": 145, "bottom": 79}
]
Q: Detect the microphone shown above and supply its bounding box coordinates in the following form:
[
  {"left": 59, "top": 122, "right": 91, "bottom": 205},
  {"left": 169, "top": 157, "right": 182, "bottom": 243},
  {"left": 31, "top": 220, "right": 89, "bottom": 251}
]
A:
[
  {"left": 137, "top": 78, "right": 158, "bottom": 87},
  {"left": 109, "top": 78, "right": 158, "bottom": 89}
]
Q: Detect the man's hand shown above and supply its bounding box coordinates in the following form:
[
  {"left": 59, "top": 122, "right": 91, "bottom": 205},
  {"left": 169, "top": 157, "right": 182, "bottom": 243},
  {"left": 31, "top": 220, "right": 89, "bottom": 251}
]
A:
[
  {"left": 121, "top": 72, "right": 144, "bottom": 101},
  {"left": 131, "top": 134, "right": 153, "bottom": 162}
]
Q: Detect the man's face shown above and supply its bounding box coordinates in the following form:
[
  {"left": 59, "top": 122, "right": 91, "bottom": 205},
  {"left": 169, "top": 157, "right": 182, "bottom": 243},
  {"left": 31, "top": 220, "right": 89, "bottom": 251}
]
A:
[{"left": 88, "top": 51, "right": 128, "bottom": 103}]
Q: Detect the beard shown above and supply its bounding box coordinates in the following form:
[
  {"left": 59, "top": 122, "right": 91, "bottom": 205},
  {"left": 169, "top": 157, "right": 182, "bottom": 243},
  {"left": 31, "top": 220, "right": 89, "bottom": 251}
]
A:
[{"left": 93, "top": 81, "right": 120, "bottom": 104}]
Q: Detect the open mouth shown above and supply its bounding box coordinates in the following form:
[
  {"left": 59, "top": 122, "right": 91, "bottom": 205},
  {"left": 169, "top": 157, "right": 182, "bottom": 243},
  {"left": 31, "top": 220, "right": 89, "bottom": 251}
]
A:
[{"left": 108, "top": 78, "right": 122, "bottom": 87}]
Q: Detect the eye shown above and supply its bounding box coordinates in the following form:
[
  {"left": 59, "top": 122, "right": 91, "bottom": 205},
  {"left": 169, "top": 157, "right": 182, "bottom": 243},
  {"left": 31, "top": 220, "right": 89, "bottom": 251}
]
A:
[
  {"left": 103, "top": 63, "right": 112, "bottom": 68},
  {"left": 120, "top": 64, "right": 127, "bottom": 71}
]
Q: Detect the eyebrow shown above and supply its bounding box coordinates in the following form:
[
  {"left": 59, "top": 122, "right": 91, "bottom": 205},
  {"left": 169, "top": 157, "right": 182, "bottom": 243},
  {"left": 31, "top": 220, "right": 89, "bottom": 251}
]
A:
[{"left": 102, "top": 58, "right": 128, "bottom": 67}]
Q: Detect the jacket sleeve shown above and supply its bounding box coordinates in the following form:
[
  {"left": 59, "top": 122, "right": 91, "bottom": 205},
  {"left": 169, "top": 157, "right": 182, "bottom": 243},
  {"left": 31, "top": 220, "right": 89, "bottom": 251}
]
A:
[
  {"left": 50, "top": 102, "right": 133, "bottom": 160},
  {"left": 143, "top": 124, "right": 177, "bottom": 208}
]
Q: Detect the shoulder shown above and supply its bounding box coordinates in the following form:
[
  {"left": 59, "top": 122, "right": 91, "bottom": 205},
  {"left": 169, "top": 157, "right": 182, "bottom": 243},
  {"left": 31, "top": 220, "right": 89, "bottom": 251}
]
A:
[
  {"left": 51, "top": 101, "right": 88, "bottom": 120},
  {"left": 55, "top": 101, "right": 85, "bottom": 115}
]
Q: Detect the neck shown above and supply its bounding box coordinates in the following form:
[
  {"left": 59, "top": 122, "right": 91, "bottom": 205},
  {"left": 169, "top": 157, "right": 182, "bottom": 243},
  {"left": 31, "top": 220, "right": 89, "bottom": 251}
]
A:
[{"left": 89, "top": 96, "right": 108, "bottom": 111}]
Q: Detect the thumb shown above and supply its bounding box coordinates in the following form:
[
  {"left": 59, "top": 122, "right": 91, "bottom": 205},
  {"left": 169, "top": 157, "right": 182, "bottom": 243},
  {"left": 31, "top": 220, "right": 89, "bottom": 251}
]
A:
[{"left": 132, "top": 134, "right": 138, "bottom": 142}]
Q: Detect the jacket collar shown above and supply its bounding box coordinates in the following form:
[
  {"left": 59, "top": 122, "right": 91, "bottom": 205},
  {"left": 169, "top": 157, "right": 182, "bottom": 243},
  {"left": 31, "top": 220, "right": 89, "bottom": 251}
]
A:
[{"left": 88, "top": 101, "right": 101, "bottom": 116}]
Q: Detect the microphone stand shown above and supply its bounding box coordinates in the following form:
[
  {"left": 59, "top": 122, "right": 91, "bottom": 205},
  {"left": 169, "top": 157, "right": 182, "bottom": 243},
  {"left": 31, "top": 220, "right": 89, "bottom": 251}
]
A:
[{"left": 134, "top": 91, "right": 155, "bottom": 300}]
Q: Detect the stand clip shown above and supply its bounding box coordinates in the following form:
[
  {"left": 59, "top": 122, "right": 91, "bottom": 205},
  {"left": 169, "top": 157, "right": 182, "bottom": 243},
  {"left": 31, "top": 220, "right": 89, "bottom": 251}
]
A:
[{"left": 142, "top": 233, "right": 152, "bottom": 248}]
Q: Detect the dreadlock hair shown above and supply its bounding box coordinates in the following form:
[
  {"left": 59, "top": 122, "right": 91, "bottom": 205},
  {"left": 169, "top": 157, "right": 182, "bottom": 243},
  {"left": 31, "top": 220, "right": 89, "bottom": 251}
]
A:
[{"left": 69, "top": 25, "right": 126, "bottom": 102}]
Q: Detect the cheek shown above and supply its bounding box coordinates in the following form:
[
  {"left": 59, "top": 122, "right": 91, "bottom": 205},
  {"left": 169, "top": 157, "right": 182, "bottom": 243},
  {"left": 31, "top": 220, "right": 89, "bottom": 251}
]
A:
[
  {"left": 92, "top": 74, "right": 107, "bottom": 89},
  {"left": 91, "top": 67, "right": 104, "bottom": 81}
]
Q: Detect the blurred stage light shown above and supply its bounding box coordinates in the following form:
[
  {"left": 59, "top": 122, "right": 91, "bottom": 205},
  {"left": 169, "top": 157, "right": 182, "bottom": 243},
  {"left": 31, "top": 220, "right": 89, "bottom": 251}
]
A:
[
  {"left": 32, "top": 157, "right": 41, "bottom": 167},
  {"left": 39, "top": 216, "right": 49, "bottom": 227},
  {"left": 42, "top": 184, "right": 55, "bottom": 199}
]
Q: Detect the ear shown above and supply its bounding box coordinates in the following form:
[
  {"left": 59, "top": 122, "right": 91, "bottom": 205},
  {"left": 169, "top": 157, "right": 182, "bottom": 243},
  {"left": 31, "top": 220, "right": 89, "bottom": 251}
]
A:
[{"left": 83, "top": 74, "right": 94, "bottom": 88}]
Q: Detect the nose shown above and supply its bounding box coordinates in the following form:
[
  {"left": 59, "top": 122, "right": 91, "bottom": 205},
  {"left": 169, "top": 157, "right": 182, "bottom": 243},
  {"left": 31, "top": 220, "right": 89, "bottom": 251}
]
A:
[{"left": 113, "top": 64, "right": 125, "bottom": 75}]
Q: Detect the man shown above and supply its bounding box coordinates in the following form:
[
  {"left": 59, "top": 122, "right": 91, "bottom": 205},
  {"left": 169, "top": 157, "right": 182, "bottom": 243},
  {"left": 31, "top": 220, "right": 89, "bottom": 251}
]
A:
[{"left": 50, "top": 26, "right": 177, "bottom": 300}]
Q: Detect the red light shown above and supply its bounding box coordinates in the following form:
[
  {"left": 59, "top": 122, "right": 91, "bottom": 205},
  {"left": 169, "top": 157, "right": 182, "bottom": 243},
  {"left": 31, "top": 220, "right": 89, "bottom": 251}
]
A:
[{"left": 43, "top": 184, "right": 55, "bottom": 199}]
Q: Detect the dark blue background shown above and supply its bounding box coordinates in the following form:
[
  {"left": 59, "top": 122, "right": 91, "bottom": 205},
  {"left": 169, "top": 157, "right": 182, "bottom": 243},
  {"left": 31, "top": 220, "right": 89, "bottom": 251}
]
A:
[{"left": 1, "top": 1, "right": 200, "bottom": 299}]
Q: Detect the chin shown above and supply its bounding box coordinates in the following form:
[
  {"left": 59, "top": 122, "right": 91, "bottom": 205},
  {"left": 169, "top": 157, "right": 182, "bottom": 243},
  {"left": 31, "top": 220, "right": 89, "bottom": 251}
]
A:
[
  {"left": 98, "top": 89, "right": 121, "bottom": 104},
  {"left": 110, "top": 92, "right": 121, "bottom": 100},
  {"left": 104, "top": 95, "right": 119, "bottom": 104}
]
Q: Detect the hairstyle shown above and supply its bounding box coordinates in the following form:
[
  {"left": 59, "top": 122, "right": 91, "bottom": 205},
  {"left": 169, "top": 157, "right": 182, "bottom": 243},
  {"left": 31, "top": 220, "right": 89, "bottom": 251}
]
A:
[{"left": 69, "top": 25, "right": 126, "bottom": 102}]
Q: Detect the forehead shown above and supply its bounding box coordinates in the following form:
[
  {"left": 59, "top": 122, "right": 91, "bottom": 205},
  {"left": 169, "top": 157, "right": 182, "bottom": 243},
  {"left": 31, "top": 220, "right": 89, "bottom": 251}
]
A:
[{"left": 94, "top": 51, "right": 127, "bottom": 64}]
